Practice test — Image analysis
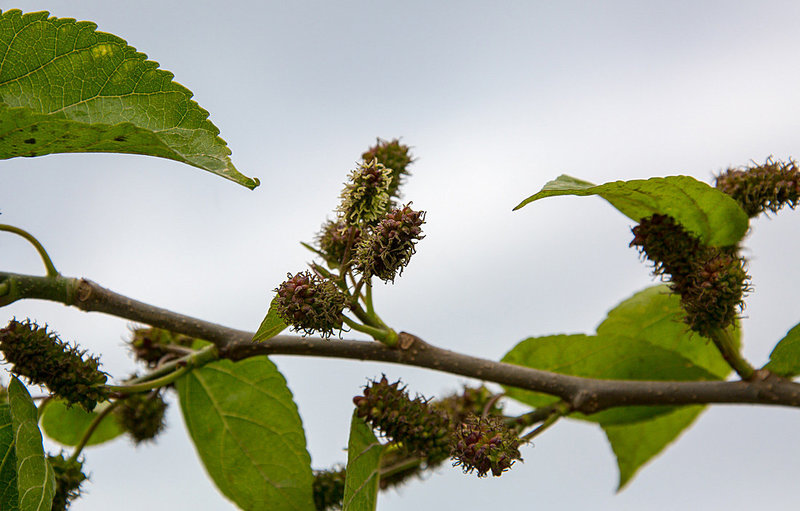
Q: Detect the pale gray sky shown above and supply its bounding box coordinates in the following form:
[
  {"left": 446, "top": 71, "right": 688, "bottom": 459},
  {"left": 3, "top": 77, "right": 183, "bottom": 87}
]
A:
[{"left": 3, "top": 1, "right": 800, "bottom": 509}]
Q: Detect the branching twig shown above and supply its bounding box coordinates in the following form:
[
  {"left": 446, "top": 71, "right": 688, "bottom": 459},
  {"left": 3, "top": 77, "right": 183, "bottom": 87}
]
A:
[{"left": 3, "top": 272, "right": 800, "bottom": 415}]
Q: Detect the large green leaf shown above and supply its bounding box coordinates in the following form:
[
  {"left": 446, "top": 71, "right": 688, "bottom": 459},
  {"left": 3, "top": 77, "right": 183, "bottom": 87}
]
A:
[
  {"left": 514, "top": 175, "right": 748, "bottom": 246},
  {"left": 253, "top": 297, "right": 288, "bottom": 342},
  {"left": 0, "top": 10, "right": 259, "bottom": 189},
  {"left": 603, "top": 405, "right": 705, "bottom": 489},
  {"left": 502, "top": 333, "right": 718, "bottom": 425},
  {"left": 0, "top": 404, "right": 19, "bottom": 511},
  {"left": 342, "top": 413, "right": 383, "bottom": 511},
  {"left": 596, "top": 285, "right": 737, "bottom": 379},
  {"left": 176, "top": 357, "right": 314, "bottom": 511},
  {"left": 8, "top": 378, "right": 54, "bottom": 511},
  {"left": 764, "top": 322, "right": 800, "bottom": 377},
  {"left": 40, "top": 400, "right": 123, "bottom": 447}
]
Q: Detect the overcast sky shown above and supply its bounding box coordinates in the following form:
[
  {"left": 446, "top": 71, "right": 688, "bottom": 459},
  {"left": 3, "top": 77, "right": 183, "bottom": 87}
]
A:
[{"left": 3, "top": 1, "right": 800, "bottom": 509}]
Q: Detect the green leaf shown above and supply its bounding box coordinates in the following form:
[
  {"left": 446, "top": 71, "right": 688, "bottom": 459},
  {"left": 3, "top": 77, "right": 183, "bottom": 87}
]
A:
[
  {"left": 0, "top": 10, "right": 259, "bottom": 189},
  {"left": 502, "top": 333, "right": 718, "bottom": 425},
  {"left": 253, "top": 297, "right": 288, "bottom": 342},
  {"left": 0, "top": 404, "right": 19, "bottom": 511},
  {"left": 764, "top": 323, "right": 800, "bottom": 377},
  {"left": 8, "top": 378, "right": 54, "bottom": 511},
  {"left": 603, "top": 405, "right": 704, "bottom": 489},
  {"left": 514, "top": 175, "right": 748, "bottom": 246},
  {"left": 596, "top": 285, "right": 737, "bottom": 380},
  {"left": 342, "top": 412, "right": 383, "bottom": 511},
  {"left": 39, "top": 400, "right": 123, "bottom": 447},
  {"left": 176, "top": 357, "right": 314, "bottom": 511}
]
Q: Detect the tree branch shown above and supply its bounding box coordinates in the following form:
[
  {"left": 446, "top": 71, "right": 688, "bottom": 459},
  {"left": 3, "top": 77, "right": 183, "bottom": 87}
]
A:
[{"left": 3, "top": 272, "right": 800, "bottom": 415}]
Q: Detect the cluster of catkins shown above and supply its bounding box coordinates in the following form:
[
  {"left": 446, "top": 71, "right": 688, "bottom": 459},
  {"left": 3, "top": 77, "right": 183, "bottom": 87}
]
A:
[
  {"left": 354, "top": 377, "right": 522, "bottom": 478},
  {"left": 0, "top": 322, "right": 175, "bottom": 509},
  {"left": 275, "top": 139, "right": 425, "bottom": 338},
  {"left": 631, "top": 159, "right": 800, "bottom": 336},
  {"left": 312, "top": 379, "right": 519, "bottom": 510},
  {"left": 630, "top": 214, "right": 749, "bottom": 335}
]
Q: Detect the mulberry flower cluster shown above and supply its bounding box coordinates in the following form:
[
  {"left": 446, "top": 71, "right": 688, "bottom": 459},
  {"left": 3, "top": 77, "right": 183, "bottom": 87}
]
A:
[
  {"left": 353, "top": 376, "right": 451, "bottom": 461},
  {"left": 313, "top": 141, "right": 424, "bottom": 281},
  {"left": 115, "top": 390, "right": 168, "bottom": 444},
  {"left": 451, "top": 416, "right": 522, "bottom": 477},
  {"left": 630, "top": 214, "right": 749, "bottom": 335},
  {"left": 338, "top": 159, "right": 393, "bottom": 225},
  {"left": 0, "top": 319, "right": 108, "bottom": 411},
  {"left": 312, "top": 468, "right": 346, "bottom": 511},
  {"left": 354, "top": 377, "right": 523, "bottom": 479},
  {"left": 715, "top": 158, "right": 800, "bottom": 217},
  {"left": 355, "top": 205, "right": 425, "bottom": 282},
  {"left": 275, "top": 271, "right": 347, "bottom": 338},
  {"left": 432, "top": 385, "right": 503, "bottom": 425},
  {"left": 362, "top": 138, "right": 414, "bottom": 204},
  {"left": 48, "top": 453, "right": 87, "bottom": 511},
  {"left": 128, "top": 327, "right": 197, "bottom": 368},
  {"left": 316, "top": 220, "right": 362, "bottom": 268}
]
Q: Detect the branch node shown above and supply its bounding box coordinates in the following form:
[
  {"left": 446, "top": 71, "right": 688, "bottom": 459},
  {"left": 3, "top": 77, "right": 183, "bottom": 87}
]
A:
[{"left": 398, "top": 331, "right": 419, "bottom": 350}]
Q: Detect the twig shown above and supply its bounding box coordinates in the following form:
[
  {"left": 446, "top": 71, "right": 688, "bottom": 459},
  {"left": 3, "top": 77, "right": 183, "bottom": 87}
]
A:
[{"left": 3, "top": 272, "right": 800, "bottom": 415}]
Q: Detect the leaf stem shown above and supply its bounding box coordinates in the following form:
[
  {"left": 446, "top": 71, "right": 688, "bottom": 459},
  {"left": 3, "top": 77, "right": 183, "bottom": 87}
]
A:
[
  {"left": 0, "top": 224, "right": 59, "bottom": 277},
  {"left": 109, "top": 344, "right": 218, "bottom": 394},
  {"left": 708, "top": 327, "right": 755, "bottom": 380},
  {"left": 520, "top": 402, "right": 569, "bottom": 442},
  {"left": 69, "top": 400, "right": 120, "bottom": 463}
]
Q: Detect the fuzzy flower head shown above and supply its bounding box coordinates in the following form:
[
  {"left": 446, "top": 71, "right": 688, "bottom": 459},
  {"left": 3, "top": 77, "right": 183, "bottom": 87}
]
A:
[
  {"left": 451, "top": 416, "right": 522, "bottom": 477},
  {"left": 115, "top": 391, "right": 168, "bottom": 444},
  {"left": 312, "top": 468, "right": 346, "bottom": 511},
  {"left": 630, "top": 214, "right": 748, "bottom": 335},
  {"left": 0, "top": 319, "right": 108, "bottom": 411},
  {"left": 338, "top": 159, "right": 393, "bottom": 225},
  {"left": 355, "top": 205, "right": 425, "bottom": 282},
  {"left": 128, "top": 327, "right": 196, "bottom": 368},
  {"left": 48, "top": 452, "right": 87, "bottom": 511},
  {"left": 715, "top": 158, "right": 800, "bottom": 217},
  {"left": 362, "top": 138, "right": 414, "bottom": 203},
  {"left": 433, "top": 385, "right": 503, "bottom": 425},
  {"left": 315, "top": 220, "right": 362, "bottom": 269},
  {"left": 275, "top": 271, "right": 347, "bottom": 338},
  {"left": 353, "top": 375, "right": 451, "bottom": 461}
]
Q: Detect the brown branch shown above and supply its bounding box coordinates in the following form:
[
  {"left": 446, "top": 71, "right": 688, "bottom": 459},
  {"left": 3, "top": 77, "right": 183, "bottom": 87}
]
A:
[{"left": 4, "top": 273, "right": 800, "bottom": 415}]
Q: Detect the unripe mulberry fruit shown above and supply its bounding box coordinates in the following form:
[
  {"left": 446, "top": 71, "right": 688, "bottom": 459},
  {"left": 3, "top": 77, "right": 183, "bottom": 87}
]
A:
[
  {"left": 128, "top": 327, "right": 196, "bottom": 368},
  {"left": 353, "top": 376, "right": 451, "bottom": 461},
  {"left": 362, "top": 138, "right": 414, "bottom": 203},
  {"left": 451, "top": 415, "right": 522, "bottom": 477},
  {"left": 316, "top": 220, "right": 362, "bottom": 268},
  {"left": 715, "top": 158, "right": 800, "bottom": 217},
  {"left": 355, "top": 205, "right": 425, "bottom": 282},
  {"left": 630, "top": 214, "right": 748, "bottom": 335},
  {"left": 115, "top": 390, "right": 168, "bottom": 444},
  {"left": 312, "top": 467, "right": 346, "bottom": 511},
  {"left": 338, "top": 159, "right": 393, "bottom": 225},
  {"left": 48, "top": 452, "right": 87, "bottom": 511},
  {"left": 0, "top": 319, "right": 108, "bottom": 411},
  {"left": 275, "top": 271, "right": 347, "bottom": 338}
]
